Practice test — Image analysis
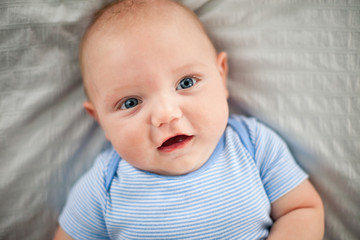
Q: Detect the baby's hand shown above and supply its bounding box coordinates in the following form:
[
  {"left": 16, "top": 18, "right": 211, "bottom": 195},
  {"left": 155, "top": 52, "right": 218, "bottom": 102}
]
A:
[
  {"left": 53, "top": 227, "right": 74, "bottom": 240},
  {"left": 267, "top": 180, "right": 324, "bottom": 240}
]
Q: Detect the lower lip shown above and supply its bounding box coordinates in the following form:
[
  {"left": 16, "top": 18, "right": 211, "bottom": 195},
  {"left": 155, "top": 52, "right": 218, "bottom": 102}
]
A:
[{"left": 158, "top": 136, "right": 194, "bottom": 153}]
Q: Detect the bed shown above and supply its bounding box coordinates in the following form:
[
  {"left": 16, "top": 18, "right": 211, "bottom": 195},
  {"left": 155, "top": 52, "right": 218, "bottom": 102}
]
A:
[{"left": 0, "top": 0, "right": 359, "bottom": 239}]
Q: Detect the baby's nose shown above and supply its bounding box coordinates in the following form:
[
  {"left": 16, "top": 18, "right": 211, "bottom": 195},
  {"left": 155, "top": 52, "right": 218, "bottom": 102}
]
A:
[{"left": 151, "top": 98, "right": 182, "bottom": 128}]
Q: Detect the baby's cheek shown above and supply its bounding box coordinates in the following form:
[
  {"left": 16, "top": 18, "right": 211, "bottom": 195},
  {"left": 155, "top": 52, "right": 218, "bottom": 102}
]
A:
[{"left": 110, "top": 127, "right": 139, "bottom": 156}]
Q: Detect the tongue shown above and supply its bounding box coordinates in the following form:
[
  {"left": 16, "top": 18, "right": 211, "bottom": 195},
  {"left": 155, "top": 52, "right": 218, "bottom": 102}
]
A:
[{"left": 161, "top": 135, "right": 187, "bottom": 147}]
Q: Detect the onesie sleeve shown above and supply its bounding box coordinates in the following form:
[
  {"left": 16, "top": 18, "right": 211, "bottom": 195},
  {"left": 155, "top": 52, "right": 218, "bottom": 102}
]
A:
[
  {"left": 246, "top": 118, "right": 308, "bottom": 203},
  {"left": 59, "top": 151, "right": 112, "bottom": 240}
]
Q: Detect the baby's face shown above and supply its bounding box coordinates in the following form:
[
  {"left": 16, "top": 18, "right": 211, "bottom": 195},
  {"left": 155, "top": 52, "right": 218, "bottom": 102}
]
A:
[{"left": 83, "top": 11, "right": 229, "bottom": 176}]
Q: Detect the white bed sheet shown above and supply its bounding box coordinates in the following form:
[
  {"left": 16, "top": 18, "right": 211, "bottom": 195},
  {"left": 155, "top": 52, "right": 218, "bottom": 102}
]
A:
[{"left": 0, "top": 0, "right": 359, "bottom": 239}]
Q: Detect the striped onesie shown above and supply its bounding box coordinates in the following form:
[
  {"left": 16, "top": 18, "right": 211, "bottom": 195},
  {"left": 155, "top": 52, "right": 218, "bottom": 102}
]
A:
[{"left": 59, "top": 115, "right": 308, "bottom": 239}]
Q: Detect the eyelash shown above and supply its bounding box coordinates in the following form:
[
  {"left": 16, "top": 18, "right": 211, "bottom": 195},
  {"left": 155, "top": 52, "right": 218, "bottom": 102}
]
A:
[
  {"left": 116, "top": 75, "right": 200, "bottom": 110},
  {"left": 118, "top": 97, "right": 142, "bottom": 110},
  {"left": 176, "top": 75, "right": 198, "bottom": 90},
  {"left": 114, "top": 95, "right": 141, "bottom": 110}
]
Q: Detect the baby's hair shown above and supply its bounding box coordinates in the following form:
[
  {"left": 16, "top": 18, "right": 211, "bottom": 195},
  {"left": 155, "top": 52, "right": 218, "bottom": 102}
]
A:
[
  {"left": 88, "top": 0, "right": 204, "bottom": 33},
  {"left": 80, "top": 0, "right": 215, "bottom": 100},
  {"left": 90, "top": 0, "right": 147, "bottom": 30}
]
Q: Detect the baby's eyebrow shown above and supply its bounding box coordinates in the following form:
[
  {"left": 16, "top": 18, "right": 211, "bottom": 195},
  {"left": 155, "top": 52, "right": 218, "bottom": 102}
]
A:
[
  {"left": 104, "top": 86, "right": 129, "bottom": 104},
  {"left": 172, "top": 62, "right": 206, "bottom": 74}
]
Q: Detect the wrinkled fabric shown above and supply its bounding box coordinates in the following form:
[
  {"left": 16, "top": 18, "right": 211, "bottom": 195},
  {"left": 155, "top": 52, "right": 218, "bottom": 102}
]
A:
[{"left": 0, "top": 1, "right": 359, "bottom": 239}]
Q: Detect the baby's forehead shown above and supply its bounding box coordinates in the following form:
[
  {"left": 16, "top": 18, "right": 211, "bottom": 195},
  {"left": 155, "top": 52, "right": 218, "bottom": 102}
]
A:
[{"left": 81, "top": 0, "right": 216, "bottom": 100}]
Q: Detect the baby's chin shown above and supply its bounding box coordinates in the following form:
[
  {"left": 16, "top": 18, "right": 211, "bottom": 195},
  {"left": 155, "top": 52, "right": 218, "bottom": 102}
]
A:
[{"left": 144, "top": 157, "right": 206, "bottom": 177}]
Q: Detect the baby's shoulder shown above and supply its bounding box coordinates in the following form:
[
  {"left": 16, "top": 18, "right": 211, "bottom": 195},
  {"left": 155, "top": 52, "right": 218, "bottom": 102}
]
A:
[
  {"left": 228, "top": 114, "right": 280, "bottom": 141},
  {"left": 78, "top": 147, "right": 118, "bottom": 188},
  {"left": 92, "top": 147, "right": 117, "bottom": 169},
  {"left": 227, "top": 114, "right": 261, "bottom": 142},
  {"left": 228, "top": 114, "right": 259, "bottom": 132}
]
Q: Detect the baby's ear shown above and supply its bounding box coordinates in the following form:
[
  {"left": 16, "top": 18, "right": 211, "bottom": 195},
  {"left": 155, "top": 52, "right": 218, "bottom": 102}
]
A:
[
  {"left": 83, "top": 101, "right": 100, "bottom": 123},
  {"left": 216, "top": 51, "right": 229, "bottom": 97}
]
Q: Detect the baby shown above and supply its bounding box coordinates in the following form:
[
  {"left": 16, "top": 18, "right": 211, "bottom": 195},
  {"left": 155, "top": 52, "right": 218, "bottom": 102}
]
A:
[{"left": 54, "top": 0, "right": 324, "bottom": 239}]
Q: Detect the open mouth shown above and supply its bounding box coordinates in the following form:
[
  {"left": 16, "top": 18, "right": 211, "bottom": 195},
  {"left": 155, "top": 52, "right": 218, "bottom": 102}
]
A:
[{"left": 158, "top": 135, "right": 193, "bottom": 152}]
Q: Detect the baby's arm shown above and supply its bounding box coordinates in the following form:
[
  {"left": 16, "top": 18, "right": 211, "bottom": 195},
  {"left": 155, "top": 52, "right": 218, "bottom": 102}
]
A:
[
  {"left": 267, "top": 179, "right": 324, "bottom": 239},
  {"left": 53, "top": 227, "right": 74, "bottom": 240}
]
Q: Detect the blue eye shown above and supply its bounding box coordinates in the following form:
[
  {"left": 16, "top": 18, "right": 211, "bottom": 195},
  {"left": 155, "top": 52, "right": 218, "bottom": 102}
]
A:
[
  {"left": 176, "top": 77, "right": 196, "bottom": 90},
  {"left": 120, "top": 98, "right": 140, "bottom": 109}
]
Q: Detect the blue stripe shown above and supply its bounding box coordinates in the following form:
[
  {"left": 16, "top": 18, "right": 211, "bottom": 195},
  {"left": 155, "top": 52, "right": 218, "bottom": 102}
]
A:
[
  {"left": 228, "top": 115, "right": 255, "bottom": 159},
  {"left": 105, "top": 151, "right": 121, "bottom": 192}
]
